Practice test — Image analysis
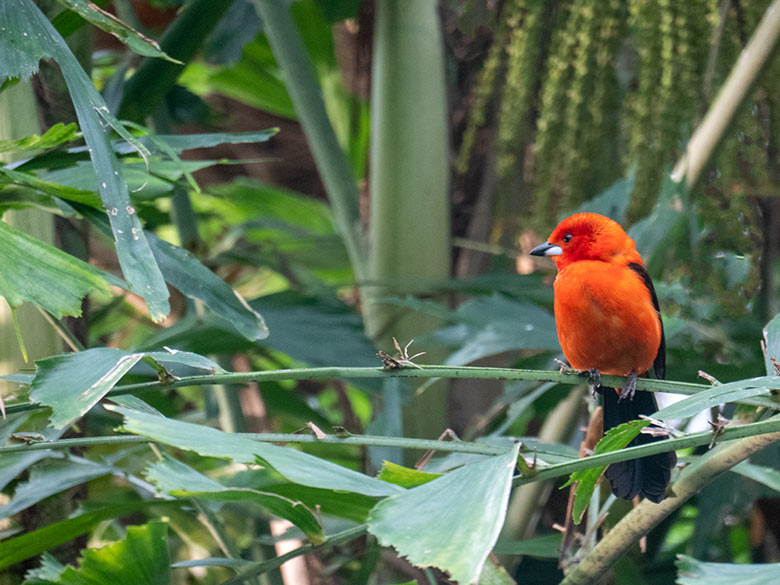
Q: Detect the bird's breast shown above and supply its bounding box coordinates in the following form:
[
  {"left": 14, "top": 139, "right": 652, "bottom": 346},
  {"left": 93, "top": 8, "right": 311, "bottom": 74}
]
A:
[{"left": 553, "top": 261, "right": 662, "bottom": 376}]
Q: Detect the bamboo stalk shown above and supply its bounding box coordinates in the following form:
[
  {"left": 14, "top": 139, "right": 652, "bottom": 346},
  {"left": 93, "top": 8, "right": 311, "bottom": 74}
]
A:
[{"left": 672, "top": 0, "right": 780, "bottom": 188}]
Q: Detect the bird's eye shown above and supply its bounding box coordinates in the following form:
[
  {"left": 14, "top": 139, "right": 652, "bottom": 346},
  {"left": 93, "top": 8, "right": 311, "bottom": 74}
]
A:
[{"left": 563, "top": 234, "right": 572, "bottom": 243}]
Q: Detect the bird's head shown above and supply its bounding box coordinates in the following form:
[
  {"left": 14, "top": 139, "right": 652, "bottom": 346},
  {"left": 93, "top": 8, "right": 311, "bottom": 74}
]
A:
[{"left": 530, "top": 212, "right": 642, "bottom": 269}]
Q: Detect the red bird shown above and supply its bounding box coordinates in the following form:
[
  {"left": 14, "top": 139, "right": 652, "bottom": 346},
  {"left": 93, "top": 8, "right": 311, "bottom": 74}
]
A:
[{"left": 531, "top": 212, "right": 676, "bottom": 502}]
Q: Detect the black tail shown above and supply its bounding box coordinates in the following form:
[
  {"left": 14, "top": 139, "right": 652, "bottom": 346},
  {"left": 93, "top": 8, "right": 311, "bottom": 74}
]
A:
[{"left": 601, "top": 387, "right": 676, "bottom": 503}]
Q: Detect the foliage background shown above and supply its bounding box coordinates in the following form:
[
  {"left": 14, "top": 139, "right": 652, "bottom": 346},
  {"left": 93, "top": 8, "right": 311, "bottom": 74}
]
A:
[{"left": 1, "top": 0, "right": 780, "bottom": 584}]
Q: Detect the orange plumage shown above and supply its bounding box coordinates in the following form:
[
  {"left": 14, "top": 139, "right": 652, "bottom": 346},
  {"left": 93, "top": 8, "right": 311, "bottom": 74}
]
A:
[{"left": 531, "top": 212, "right": 676, "bottom": 502}]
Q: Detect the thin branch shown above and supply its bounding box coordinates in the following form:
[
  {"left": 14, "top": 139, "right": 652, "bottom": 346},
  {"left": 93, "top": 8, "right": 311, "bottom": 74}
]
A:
[
  {"left": 514, "top": 416, "right": 780, "bottom": 486},
  {"left": 5, "top": 416, "right": 780, "bottom": 490},
  {"left": 3, "top": 366, "right": 711, "bottom": 415}
]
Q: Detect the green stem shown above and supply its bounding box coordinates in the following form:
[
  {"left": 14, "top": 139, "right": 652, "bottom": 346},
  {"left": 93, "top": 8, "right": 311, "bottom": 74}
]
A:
[
  {"left": 514, "top": 416, "right": 780, "bottom": 487},
  {"left": 5, "top": 417, "right": 780, "bottom": 487},
  {"left": 0, "top": 432, "right": 506, "bottom": 456},
  {"left": 249, "top": 0, "right": 365, "bottom": 279},
  {"left": 559, "top": 416, "right": 780, "bottom": 585},
  {"left": 2, "top": 367, "right": 719, "bottom": 416}
]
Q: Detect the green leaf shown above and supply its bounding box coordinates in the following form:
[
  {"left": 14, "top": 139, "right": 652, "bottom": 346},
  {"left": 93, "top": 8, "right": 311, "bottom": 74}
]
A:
[
  {"left": 563, "top": 420, "right": 650, "bottom": 524},
  {"left": 377, "top": 461, "right": 441, "bottom": 488},
  {"left": 228, "top": 467, "right": 378, "bottom": 523},
  {"left": 3, "top": 0, "right": 170, "bottom": 321},
  {"left": 0, "top": 220, "right": 118, "bottom": 317},
  {"left": 574, "top": 170, "right": 635, "bottom": 225},
  {"left": 208, "top": 38, "right": 297, "bottom": 119},
  {"left": 477, "top": 559, "right": 516, "bottom": 585},
  {"left": 763, "top": 312, "right": 780, "bottom": 377},
  {"left": 31, "top": 348, "right": 143, "bottom": 428},
  {"left": 0, "top": 502, "right": 174, "bottom": 570},
  {"left": 0, "top": 458, "right": 112, "bottom": 519},
  {"left": 24, "top": 552, "right": 66, "bottom": 583},
  {"left": 0, "top": 415, "right": 64, "bottom": 492},
  {"left": 0, "top": 123, "right": 79, "bottom": 152},
  {"left": 731, "top": 461, "right": 780, "bottom": 493},
  {"left": 0, "top": 0, "right": 55, "bottom": 80},
  {"left": 56, "top": 521, "right": 170, "bottom": 585},
  {"left": 72, "top": 204, "right": 269, "bottom": 343},
  {"left": 676, "top": 554, "right": 780, "bottom": 585},
  {"left": 171, "top": 557, "right": 253, "bottom": 570},
  {"left": 108, "top": 405, "right": 403, "bottom": 497},
  {"left": 53, "top": 0, "right": 180, "bottom": 63},
  {"left": 0, "top": 167, "right": 102, "bottom": 207},
  {"left": 652, "top": 376, "right": 780, "bottom": 421},
  {"left": 436, "top": 294, "right": 559, "bottom": 365},
  {"left": 125, "top": 129, "right": 279, "bottom": 154},
  {"left": 493, "top": 533, "right": 563, "bottom": 557},
  {"left": 145, "top": 455, "right": 323, "bottom": 543},
  {"left": 147, "top": 233, "right": 269, "bottom": 341},
  {"left": 368, "top": 444, "right": 520, "bottom": 584},
  {"left": 30, "top": 348, "right": 224, "bottom": 429}
]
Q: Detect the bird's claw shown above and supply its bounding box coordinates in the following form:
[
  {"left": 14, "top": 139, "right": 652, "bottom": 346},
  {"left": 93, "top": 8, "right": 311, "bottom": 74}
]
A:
[{"left": 618, "top": 372, "right": 638, "bottom": 401}]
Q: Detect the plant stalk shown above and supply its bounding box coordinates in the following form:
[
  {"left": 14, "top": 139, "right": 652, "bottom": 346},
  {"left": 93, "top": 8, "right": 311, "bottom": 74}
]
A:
[{"left": 558, "top": 417, "right": 780, "bottom": 584}]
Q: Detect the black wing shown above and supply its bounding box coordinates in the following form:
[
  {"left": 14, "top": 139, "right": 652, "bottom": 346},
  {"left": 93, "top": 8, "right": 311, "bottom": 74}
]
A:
[{"left": 627, "top": 262, "right": 665, "bottom": 380}]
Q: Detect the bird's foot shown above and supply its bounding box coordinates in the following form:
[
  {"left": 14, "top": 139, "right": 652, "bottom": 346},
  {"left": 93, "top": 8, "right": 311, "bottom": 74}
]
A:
[
  {"left": 584, "top": 368, "right": 602, "bottom": 389},
  {"left": 618, "top": 372, "right": 637, "bottom": 401}
]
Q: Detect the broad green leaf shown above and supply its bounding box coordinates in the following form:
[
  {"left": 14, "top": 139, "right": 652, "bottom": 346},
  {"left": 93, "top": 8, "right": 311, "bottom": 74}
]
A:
[
  {"left": 0, "top": 167, "right": 101, "bottom": 207},
  {"left": 31, "top": 349, "right": 144, "bottom": 428},
  {"left": 368, "top": 444, "right": 520, "bottom": 585},
  {"left": 54, "top": 521, "right": 170, "bottom": 585},
  {"left": 209, "top": 38, "right": 297, "bottom": 119},
  {"left": 24, "top": 552, "right": 66, "bottom": 583},
  {"left": 676, "top": 554, "right": 780, "bottom": 585},
  {"left": 0, "top": 220, "right": 118, "bottom": 317},
  {"left": 731, "top": 461, "right": 780, "bottom": 493},
  {"left": 228, "top": 468, "right": 379, "bottom": 523},
  {"left": 652, "top": 376, "right": 780, "bottom": 420},
  {"left": 574, "top": 170, "right": 635, "bottom": 225},
  {"left": 0, "top": 0, "right": 54, "bottom": 79},
  {"left": 109, "top": 406, "right": 403, "bottom": 497},
  {"left": 0, "top": 502, "right": 175, "bottom": 570},
  {"left": 141, "top": 291, "right": 374, "bottom": 367},
  {"left": 53, "top": 0, "right": 179, "bottom": 63},
  {"left": 145, "top": 455, "right": 323, "bottom": 542},
  {"left": 563, "top": 420, "right": 650, "bottom": 524},
  {"left": 72, "top": 204, "right": 269, "bottom": 343},
  {"left": 118, "top": 129, "right": 279, "bottom": 154},
  {"left": 30, "top": 348, "right": 224, "bottom": 429},
  {"left": 493, "top": 533, "right": 563, "bottom": 557},
  {"left": 628, "top": 173, "right": 690, "bottom": 271},
  {"left": 477, "top": 559, "right": 516, "bottom": 585},
  {"left": 0, "top": 123, "right": 79, "bottom": 152},
  {"left": 435, "top": 294, "right": 559, "bottom": 365},
  {"left": 0, "top": 373, "right": 34, "bottom": 385},
  {"left": 2, "top": 0, "right": 170, "bottom": 321},
  {"left": 377, "top": 461, "right": 441, "bottom": 488},
  {"left": 763, "top": 312, "right": 780, "bottom": 377},
  {"left": 43, "top": 159, "right": 239, "bottom": 200},
  {"left": 0, "top": 458, "right": 112, "bottom": 519},
  {"left": 147, "top": 233, "right": 269, "bottom": 341}
]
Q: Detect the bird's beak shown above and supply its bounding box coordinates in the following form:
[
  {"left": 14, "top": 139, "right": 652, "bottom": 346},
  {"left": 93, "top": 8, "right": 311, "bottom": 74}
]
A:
[{"left": 530, "top": 242, "right": 562, "bottom": 257}]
